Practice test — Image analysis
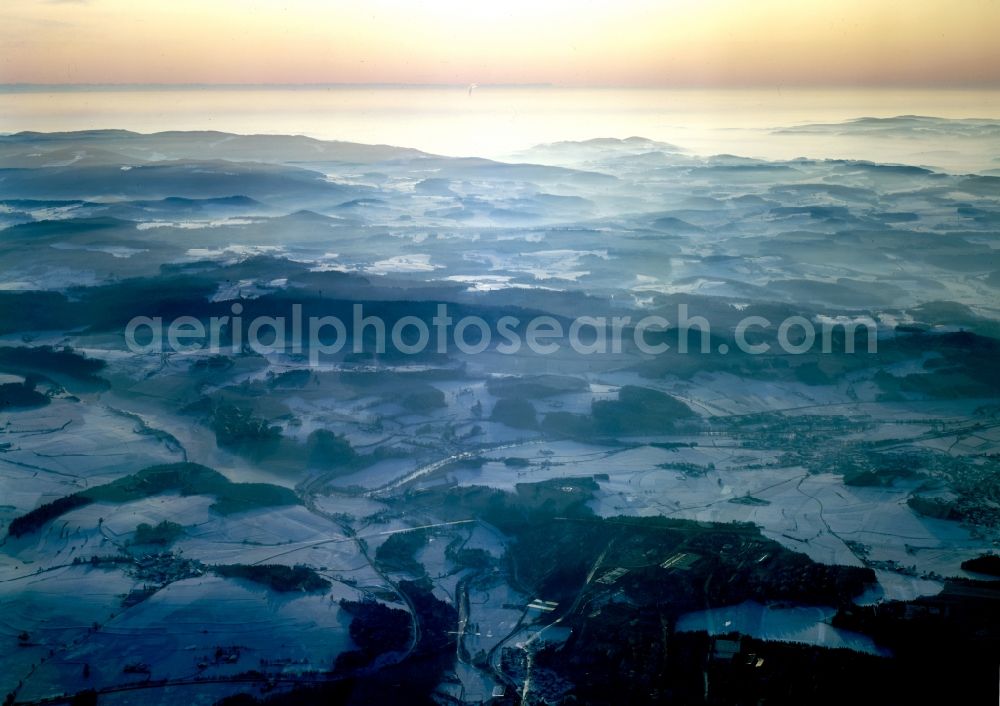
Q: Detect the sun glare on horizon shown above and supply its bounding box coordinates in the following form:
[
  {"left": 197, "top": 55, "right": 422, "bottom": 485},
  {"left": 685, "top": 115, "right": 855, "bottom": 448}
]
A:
[{"left": 1, "top": 0, "right": 999, "bottom": 87}]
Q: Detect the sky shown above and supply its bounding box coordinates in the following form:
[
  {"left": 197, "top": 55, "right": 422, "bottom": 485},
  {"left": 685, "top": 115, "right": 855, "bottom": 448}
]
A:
[{"left": 1, "top": 0, "right": 998, "bottom": 87}]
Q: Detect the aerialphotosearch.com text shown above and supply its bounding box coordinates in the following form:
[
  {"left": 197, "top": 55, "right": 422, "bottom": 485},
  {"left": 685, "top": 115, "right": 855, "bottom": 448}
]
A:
[{"left": 125, "top": 302, "right": 878, "bottom": 364}]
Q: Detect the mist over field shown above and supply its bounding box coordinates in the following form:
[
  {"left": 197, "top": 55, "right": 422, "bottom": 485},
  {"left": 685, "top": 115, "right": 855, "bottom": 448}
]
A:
[{"left": 2, "top": 106, "right": 1000, "bottom": 704}]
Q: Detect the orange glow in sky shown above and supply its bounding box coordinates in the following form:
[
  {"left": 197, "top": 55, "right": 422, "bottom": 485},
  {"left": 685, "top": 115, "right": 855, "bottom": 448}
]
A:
[{"left": 1, "top": 0, "right": 998, "bottom": 86}]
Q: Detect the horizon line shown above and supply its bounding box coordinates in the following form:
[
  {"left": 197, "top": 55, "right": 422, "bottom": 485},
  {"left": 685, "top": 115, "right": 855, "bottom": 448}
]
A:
[{"left": 3, "top": 82, "right": 1000, "bottom": 92}]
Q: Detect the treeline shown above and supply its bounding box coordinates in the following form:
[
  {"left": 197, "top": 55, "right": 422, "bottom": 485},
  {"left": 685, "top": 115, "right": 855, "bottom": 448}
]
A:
[
  {"left": 213, "top": 563, "right": 331, "bottom": 592},
  {"left": 183, "top": 395, "right": 363, "bottom": 472},
  {"left": 132, "top": 520, "right": 184, "bottom": 546},
  {"left": 335, "top": 599, "right": 411, "bottom": 671},
  {"left": 0, "top": 379, "right": 49, "bottom": 410},
  {"left": 5, "top": 462, "right": 299, "bottom": 538},
  {"left": 0, "top": 345, "right": 106, "bottom": 385},
  {"left": 961, "top": 553, "right": 1000, "bottom": 576},
  {"left": 374, "top": 530, "right": 428, "bottom": 574},
  {"left": 536, "top": 385, "right": 696, "bottom": 439},
  {"left": 7, "top": 494, "right": 93, "bottom": 538},
  {"left": 400, "top": 476, "right": 599, "bottom": 536}
]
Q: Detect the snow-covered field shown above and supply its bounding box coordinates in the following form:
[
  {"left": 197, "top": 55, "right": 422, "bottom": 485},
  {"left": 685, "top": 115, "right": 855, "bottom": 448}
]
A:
[
  {"left": 676, "top": 601, "right": 890, "bottom": 655},
  {"left": 0, "top": 398, "right": 183, "bottom": 524},
  {"left": 16, "top": 575, "right": 360, "bottom": 701}
]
